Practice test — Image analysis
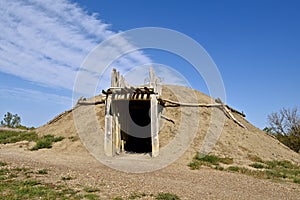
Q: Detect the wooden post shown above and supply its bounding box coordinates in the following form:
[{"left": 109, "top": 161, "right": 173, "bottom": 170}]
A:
[
  {"left": 151, "top": 96, "right": 159, "bottom": 157},
  {"left": 111, "top": 68, "right": 117, "bottom": 87},
  {"left": 104, "top": 95, "right": 113, "bottom": 156},
  {"left": 149, "top": 67, "right": 155, "bottom": 89},
  {"left": 149, "top": 67, "right": 160, "bottom": 157},
  {"left": 114, "top": 114, "right": 121, "bottom": 154}
]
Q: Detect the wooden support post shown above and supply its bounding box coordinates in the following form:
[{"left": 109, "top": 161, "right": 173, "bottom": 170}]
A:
[
  {"left": 151, "top": 96, "right": 159, "bottom": 157},
  {"left": 104, "top": 95, "right": 113, "bottom": 156},
  {"left": 149, "top": 67, "right": 161, "bottom": 95},
  {"left": 111, "top": 68, "right": 117, "bottom": 87},
  {"left": 115, "top": 114, "right": 121, "bottom": 154}
]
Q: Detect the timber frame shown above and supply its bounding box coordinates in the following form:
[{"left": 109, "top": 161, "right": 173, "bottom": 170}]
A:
[{"left": 104, "top": 68, "right": 161, "bottom": 157}]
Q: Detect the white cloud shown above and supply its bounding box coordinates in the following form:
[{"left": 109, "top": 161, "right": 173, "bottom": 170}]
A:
[
  {"left": 0, "top": 87, "right": 71, "bottom": 106},
  {"left": 0, "top": 0, "right": 151, "bottom": 91}
]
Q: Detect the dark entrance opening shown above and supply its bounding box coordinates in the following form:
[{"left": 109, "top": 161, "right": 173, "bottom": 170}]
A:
[{"left": 115, "top": 99, "right": 152, "bottom": 153}]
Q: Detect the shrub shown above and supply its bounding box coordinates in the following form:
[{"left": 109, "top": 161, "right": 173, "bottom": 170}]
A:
[
  {"left": 31, "top": 139, "right": 52, "bottom": 150},
  {"left": 188, "top": 160, "right": 201, "bottom": 170},
  {"left": 30, "top": 135, "right": 64, "bottom": 151}
]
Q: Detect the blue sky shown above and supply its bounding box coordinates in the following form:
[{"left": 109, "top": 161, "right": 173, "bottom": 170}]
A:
[{"left": 0, "top": 0, "right": 299, "bottom": 129}]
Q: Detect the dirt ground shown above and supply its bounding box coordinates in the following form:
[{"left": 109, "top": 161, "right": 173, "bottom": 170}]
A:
[
  {"left": 1, "top": 145, "right": 300, "bottom": 200},
  {"left": 1, "top": 85, "right": 300, "bottom": 199}
]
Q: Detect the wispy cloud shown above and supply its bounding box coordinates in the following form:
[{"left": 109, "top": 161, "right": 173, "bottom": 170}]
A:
[
  {"left": 0, "top": 87, "right": 71, "bottom": 106},
  {"left": 0, "top": 0, "right": 151, "bottom": 91}
]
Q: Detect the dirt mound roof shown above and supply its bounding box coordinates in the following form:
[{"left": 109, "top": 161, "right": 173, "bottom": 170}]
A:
[{"left": 37, "top": 85, "right": 300, "bottom": 166}]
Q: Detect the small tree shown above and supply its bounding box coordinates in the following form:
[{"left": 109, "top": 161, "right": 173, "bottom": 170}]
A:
[
  {"left": 265, "top": 107, "right": 300, "bottom": 153},
  {"left": 0, "top": 112, "right": 21, "bottom": 128}
]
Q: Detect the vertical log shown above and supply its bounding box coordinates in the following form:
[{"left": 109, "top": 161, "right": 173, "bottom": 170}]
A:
[
  {"left": 115, "top": 114, "right": 121, "bottom": 154},
  {"left": 111, "top": 68, "right": 117, "bottom": 87},
  {"left": 151, "top": 96, "right": 159, "bottom": 157},
  {"left": 149, "top": 67, "right": 155, "bottom": 89},
  {"left": 104, "top": 94, "right": 113, "bottom": 156},
  {"left": 149, "top": 67, "right": 161, "bottom": 95}
]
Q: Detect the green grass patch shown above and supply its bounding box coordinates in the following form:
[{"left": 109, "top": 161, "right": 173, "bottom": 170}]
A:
[
  {"left": 16, "top": 125, "right": 35, "bottom": 131},
  {"left": 293, "top": 177, "right": 300, "bottom": 184},
  {"left": 113, "top": 192, "right": 180, "bottom": 200},
  {"left": 13, "top": 167, "right": 29, "bottom": 172},
  {"left": 264, "top": 160, "right": 298, "bottom": 169},
  {"left": 83, "top": 186, "right": 100, "bottom": 193},
  {"left": 36, "top": 169, "right": 48, "bottom": 175},
  {"left": 0, "top": 130, "right": 64, "bottom": 151},
  {"left": 84, "top": 193, "right": 99, "bottom": 200},
  {"left": 188, "top": 153, "right": 233, "bottom": 170},
  {"left": 0, "top": 164, "right": 117, "bottom": 199},
  {"left": 129, "top": 192, "right": 147, "bottom": 199},
  {"left": 227, "top": 166, "right": 240, "bottom": 172},
  {"left": 0, "top": 179, "right": 80, "bottom": 199},
  {"left": 190, "top": 152, "right": 300, "bottom": 185},
  {"left": 30, "top": 135, "right": 64, "bottom": 151},
  {"left": 195, "top": 154, "right": 221, "bottom": 165},
  {"left": 0, "top": 130, "right": 38, "bottom": 144},
  {"left": 0, "top": 161, "right": 7, "bottom": 166},
  {"left": 214, "top": 165, "right": 224, "bottom": 171},
  {"left": 250, "top": 163, "right": 265, "bottom": 169},
  {"left": 188, "top": 160, "right": 202, "bottom": 170},
  {"left": 0, "top": 165, "right": 85, "bottom": 199},
  {"left": 113, "top": 197, "right": 124, "bottom": 200},
  {"left": 155, "top": 192, "right": 180, "bottom": 200},
  {"left": 0, "top": 168, "right": 10, "bottom": 176}
]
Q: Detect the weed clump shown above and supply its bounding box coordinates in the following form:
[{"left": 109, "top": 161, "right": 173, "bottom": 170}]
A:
[
  {"left": 30, "top": 135, "right": 64, "bottom": 151},
  {"left": 155, "top": 192, "right": 180, "bottom": 200},
  {"left": 188, "top": 153, "right": 233, "bottom": 170},
  {"left": 189, "top": 152, "right": 300, "bottom": 184},
  {"left": 0, "top": 130, "right": 37, "bottom": 144},
  {"left": 250, "top": 163, "right": 265, "bottom": 169},
  {"left": 0, "top": 130, "right": 64, "bottom": 151}
]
